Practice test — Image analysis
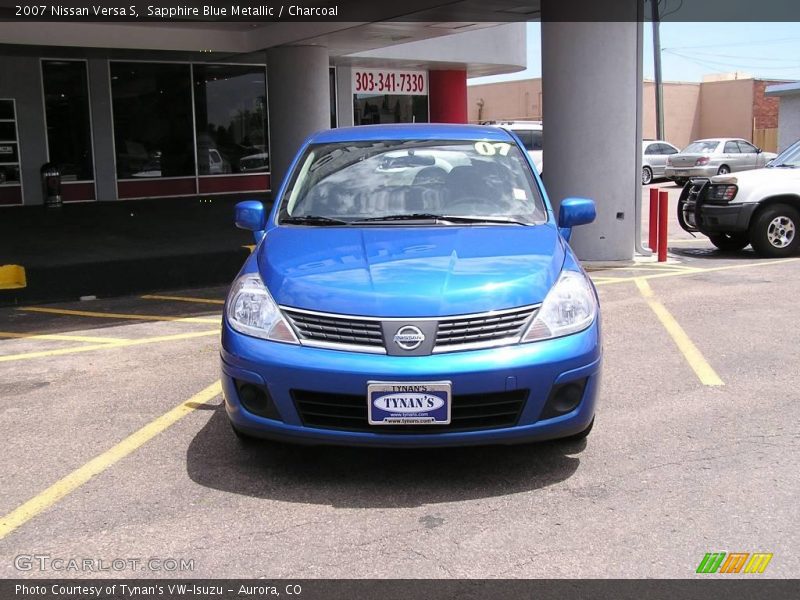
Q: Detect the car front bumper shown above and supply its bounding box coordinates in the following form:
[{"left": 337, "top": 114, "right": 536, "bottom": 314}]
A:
[{"left": 220, "top": 318, "right": 601, "bottom": 447}]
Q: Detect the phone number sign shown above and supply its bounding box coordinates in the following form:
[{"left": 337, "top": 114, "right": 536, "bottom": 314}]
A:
[{"left": 352, "top": 69, "right": 428, "bottom": 96}]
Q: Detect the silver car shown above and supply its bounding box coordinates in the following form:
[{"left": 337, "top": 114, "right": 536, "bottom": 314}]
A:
[
  {"left": 665, "top": 138, "right": 777, "bottom": 186},
  {"left": 642, "top": 140, "right": 680, "bottom": 185}
]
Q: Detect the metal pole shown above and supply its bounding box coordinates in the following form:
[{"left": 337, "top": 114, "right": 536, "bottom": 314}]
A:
[{"left": 652, "top": 0, "right": 665, "bottom": 141}]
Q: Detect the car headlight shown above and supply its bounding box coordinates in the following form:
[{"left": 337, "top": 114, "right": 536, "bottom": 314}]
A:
[
  {"left": 706, "top": 184, "right": 737, "bottom": 203},
  {"left": 226, "top": 273, "right": 299, "bottom": 343},
  {"left": 522, "top": 270, "right": 598, "bottom": 342}
]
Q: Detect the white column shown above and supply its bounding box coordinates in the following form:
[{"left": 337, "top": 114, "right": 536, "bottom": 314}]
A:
[
  {"left": 542, "top": 19, "right": 641, "bottom": 261},
  {"left": 267, "top": 45, "right": 330, "bottom": 193}
]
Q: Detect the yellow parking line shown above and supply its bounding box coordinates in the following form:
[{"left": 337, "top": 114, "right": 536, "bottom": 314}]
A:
[
  {"left": 635, "top": 278, "right": 723, "bottom": 386},
  {"left": 141, "top": 294, "right": 225, "bottom": 305},
  {"left": 0, "top": 331, "right": 129, "bottom": 344},
  {"left": 18, "top": 306, "right": 219, "bottom": 324},
  {"left": 0, "top": 330, "right": 218, "bottom": 363},
  {"left": 0, "top": 380, "right": 222, "bottom": 541},
  {"left": 594, "top": 257, "right": 800, "bottom": 286}
]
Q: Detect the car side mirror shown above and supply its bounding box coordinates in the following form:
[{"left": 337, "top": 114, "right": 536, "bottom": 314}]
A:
[
  {"left": 756, "top": 147, "right": 762, "bottom": 154},
  {"left": 235, "top": 200, "right": 266, "bottom": 242},
  {"left": 558, "top": 198, "right": 596, "bottom": 242}
]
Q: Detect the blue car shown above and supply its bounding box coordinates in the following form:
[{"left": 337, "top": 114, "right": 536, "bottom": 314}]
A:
[{"left": 221, "top": 124, "right": 600, "bottom": 447}]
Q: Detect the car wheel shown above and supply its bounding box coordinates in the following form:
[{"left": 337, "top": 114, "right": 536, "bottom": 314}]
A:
[
  {"left": 557, "top": 417, "right": 594, "bottom": 443},
  {"left": 717, "top": 165, "right": 730, "bottom": 175},
  {"left": 674, "top": 178, "right": 688, "bottom": 187},
  {"left": 749, "top": 204, "right": 800, "bottom": 258},
  {"left": 642, "top": 166, "right": 653, "bottom": 185},
  {"left": 708, "top": 232, "right": 749, "bottom": 251},
  {"left": 230, "top": 421, "right": 260, "bottom": 445}
]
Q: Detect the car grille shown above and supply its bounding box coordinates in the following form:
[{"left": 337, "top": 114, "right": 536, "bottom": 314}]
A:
[
  {"left": 434, "top": 306, "right": 537, "bottom": 351},
  {"left": 282, "top": 308, "right": 384, "bottom": 351},
  {"left": 292, "top": 389, "right": 529, "bottom": 433},
  {"left": 281, "top": 306, "right": 538, "bottom": 354}
]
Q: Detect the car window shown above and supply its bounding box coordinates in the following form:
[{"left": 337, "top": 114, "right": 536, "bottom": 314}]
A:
[
  {"left": 659, "top": 143, "right": 679, "bottom": 155},
  {"left": 737, "top": 141, "right": 757, "bottom": 153},
  {"left": 724, "top": 141, "right": 740, "bottom": 153},
  {"left": 279, "top": 139, "right": 547, "bottom": 224},
  {"left": 528, "top": 130, "right": 543, "bottom": 151},
  {"left": 644, "top": 143, "right": 658, "bottom": 155},
  {"left": 683, "top": 141, "right": 719, "bottom": 154},
  {"left": 515, "top": 130, "right": 534, "bottom": 151}
]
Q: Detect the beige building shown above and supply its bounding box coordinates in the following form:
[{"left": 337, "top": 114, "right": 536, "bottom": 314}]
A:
[{"left": 468, "top": 74, "right": 790, "bottom": 151}]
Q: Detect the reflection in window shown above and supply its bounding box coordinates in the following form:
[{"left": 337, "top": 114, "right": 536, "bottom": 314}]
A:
[
  {"left": 0, "top": 99, "right": 21, "bottom": 186},
  {"left": 42, "top": 61, "right": 94, "bottom": 181},
  {"left": 193, "top": 64, "right": 268, "bottom": 175},
  {"left": 353, "top": 94, "right": 428, "bottom": 126},
  {"left": 111, "top": 62, "right": 194, "bottom": 179}
]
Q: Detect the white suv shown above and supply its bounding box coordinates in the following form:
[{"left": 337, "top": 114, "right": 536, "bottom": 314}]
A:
[
  {"left": 678, "top": 139, "right": 800, "bottom": 257},
  {"left": 485, "top": 120, "right": 543, "bottom": 174}
]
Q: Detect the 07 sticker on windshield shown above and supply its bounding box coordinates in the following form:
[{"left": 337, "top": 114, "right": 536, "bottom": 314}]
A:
[{"left": 474, "top": 141, "right": 511, "bottom": 156}]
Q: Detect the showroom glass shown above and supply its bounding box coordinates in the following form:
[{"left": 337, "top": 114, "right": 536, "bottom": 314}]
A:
[
  {"left": 111, "top": 62, "right": 194, "bottom": 178},
  {"left": 0, "top": 99, "right": 21, "bottom": 186},
  {"left": 280, "top": 140, "right": 546, "bottom": 223},
  {"left": 193, "top": 64, "right": 268, "bottom": 175},
  {"left": 42, "top": 60, "right": 94, "bottom": 181},
  {"left": 353, "top": 94, "right": 428, "bottom": 125}
]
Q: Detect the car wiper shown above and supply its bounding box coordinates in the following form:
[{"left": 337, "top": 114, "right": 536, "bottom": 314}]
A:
[
  {"left": 281, "top": 215, "right": 349, "bottom": 226},
  {"left": 767, "top": 163, "right": 796, "bottom": 168},
  {"left": 354, "top": 213, "right": 530, "bottom": 225}
]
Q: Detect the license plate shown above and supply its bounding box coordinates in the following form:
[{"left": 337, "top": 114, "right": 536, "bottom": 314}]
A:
[{"left": 367, "top": 381, "right": 451, "bottom": 425}]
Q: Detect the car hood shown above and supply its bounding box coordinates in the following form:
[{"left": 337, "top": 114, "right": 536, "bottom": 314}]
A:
[
  {"left": 712, "top": 166, "right": 800, "bottom": 185},
  {"left": 257, "top": 225, "right": 565, "bottom": 317}
]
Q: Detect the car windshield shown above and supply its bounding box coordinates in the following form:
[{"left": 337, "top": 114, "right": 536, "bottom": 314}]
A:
[
  {"left": 683, "top": 141, "right": 720, "bottom": 154},
  {"left": 278, "top": 139, "right": 546, "bottom": 225},
  {"left": 768, "top": 139, "right": 800, "bottom": 167}
]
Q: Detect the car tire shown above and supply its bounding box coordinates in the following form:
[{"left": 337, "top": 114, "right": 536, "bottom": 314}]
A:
[
  {"left": 558, "top": 417, "right": 594, "bottom": 443},
  {"left": 708, "top": 232, "right": 749, "bottom": 251},
  {"left": 642, "top": 166, "right": 653, "bottom": 185},
  {"left": 749, "top": 204, "right": 800, "bottom": 258},
  {"left": 230, "top": 421, "right": 260, "bottom": 445},
  {"left": 717, "top": 165, "right": 730, "bottom": 175},
  {"left": 674, "top": 178, "right": 688, "bottom": 187}
]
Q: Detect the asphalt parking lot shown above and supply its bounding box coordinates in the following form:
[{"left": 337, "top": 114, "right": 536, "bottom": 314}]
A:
[{"left": 1, "top": 183, "right": 798, "bottom": 579}]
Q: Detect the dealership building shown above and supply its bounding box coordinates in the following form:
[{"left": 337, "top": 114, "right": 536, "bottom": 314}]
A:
[{"left": 0, "top": 21, "right": 525, "bottom": 207}]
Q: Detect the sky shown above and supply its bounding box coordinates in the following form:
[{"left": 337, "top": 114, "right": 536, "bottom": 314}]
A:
[{"left": 468, "top": 22, "right": 800, "bottom": 86}]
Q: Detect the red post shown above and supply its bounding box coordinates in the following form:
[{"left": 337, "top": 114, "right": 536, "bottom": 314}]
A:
[
  {"left": 649, "top": 187, "right": 659, "bottom": 252},
  {"left": 658, "top": 190, "right": 669, "bottom": 262}
]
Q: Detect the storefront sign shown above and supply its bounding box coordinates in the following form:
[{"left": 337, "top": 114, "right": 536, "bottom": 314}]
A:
[{"left": 352, "top": 69, "right": 428, "bottom": 96}]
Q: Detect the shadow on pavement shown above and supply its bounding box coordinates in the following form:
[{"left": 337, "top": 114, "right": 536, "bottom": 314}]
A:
[
  {"left": 186, "top": 406, "right": 583, "bottom": 509},
  {"left": 669, "top": 245, "right": 759, "bottom": 260}
]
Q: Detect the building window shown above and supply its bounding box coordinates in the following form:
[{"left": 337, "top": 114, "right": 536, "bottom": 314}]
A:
[
  {"left": 193, "top": 64, "right": 268, "bottom": 176},
  {"left": 42, "top": 60, "right": 94, "bottom": 181},
  {"left": 353, "top": 94, "right": 428, "bottom": 125},
  {"left": 111, "top": 62, "right": 194, "bottom": 179},
  {"left": 0, "top": 99, "right": 22, "bottom": 205}
]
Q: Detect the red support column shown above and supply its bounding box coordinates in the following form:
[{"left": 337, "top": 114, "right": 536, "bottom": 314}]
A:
[
  {"left": 428, "top": 70, "right": 467, "bottom": 123},
  {"left": 648, "top": 187, "right": 659, "bottom": 252},
  {"left": 658, "top": 190, "right": 669, "bottom": 262}
]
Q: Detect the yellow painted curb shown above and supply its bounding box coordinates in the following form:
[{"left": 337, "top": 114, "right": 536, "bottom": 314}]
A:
[{"left": 0, "top": 264, "right": 26, "bottom": 289}]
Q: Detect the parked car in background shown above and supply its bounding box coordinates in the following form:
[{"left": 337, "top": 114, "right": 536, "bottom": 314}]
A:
[
  {"left": 665, "top": 138, "right": 777, "bottom": 186},
  {"left": 485, "top": 120, "right": 543, "bottom": 174},
  {"left": 223, "top": 124, "right": 600, "bottom": 447},
  {"left": 677, "top": 138, "right": 800, "bottom": 258},
  {"left": 642, "top": 140, "right": 680, "bottom": 184}
]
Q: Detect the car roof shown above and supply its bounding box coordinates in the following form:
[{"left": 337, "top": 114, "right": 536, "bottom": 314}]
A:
[
  {"left": 690, "top": 138, "right": 745, "bottom": 143},
  {"left": 308, "top": 123, "right": 516, "bottom": 144}
]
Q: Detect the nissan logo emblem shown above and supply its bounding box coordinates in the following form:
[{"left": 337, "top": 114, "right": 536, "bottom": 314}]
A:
[{"left": 393, "top": 325, "right": 425, "bottom": 351}]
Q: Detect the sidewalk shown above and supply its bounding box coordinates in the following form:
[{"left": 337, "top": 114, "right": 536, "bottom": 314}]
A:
[{"left": 0, "top": 194, "right": 269, "bottom": 306}]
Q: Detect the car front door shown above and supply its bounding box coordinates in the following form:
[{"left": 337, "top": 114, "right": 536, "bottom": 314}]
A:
[
  {"left": 644, "top": 143, "right": 662, "bottom": 176},
  {"left": 737, "top": 140, "right": 760, "bottom": 170},
  {"left": 656, "top": 143, "right": 679, "bottom": 177},
  {"left": 722, "top": 141, "right": 743, "bottom": 172}
]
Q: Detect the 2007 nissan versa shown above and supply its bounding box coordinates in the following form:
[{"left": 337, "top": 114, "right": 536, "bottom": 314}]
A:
[{"left": 221, "top": 124, "right": 600, "bottom": 447}]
